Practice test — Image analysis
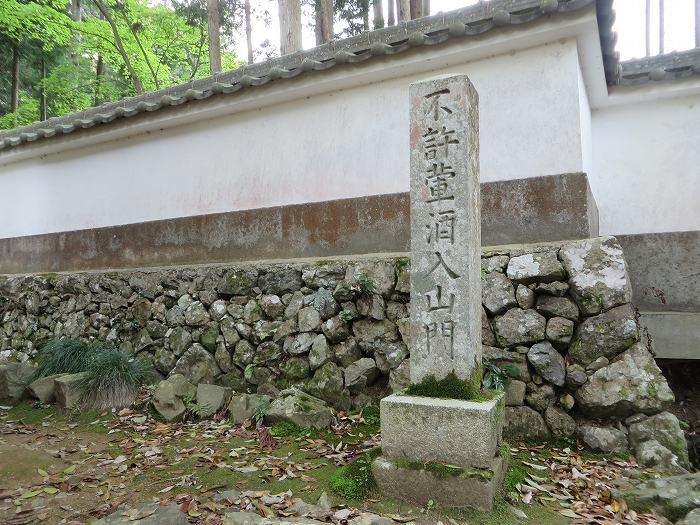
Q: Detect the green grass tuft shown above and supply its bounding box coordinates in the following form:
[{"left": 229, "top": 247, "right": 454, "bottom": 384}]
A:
[
  {"left": 404, "top": 372, "right": 495, "bottom": 401},
  {"left": 77, "top": 349, "right": 153, "bottom": 410},
  {"left": 330, "top": 447, "right": 381, "bottom": 500},
  {"left": 503, "top": 463, "right": 527, "bottom": 495},
  {"left": 33, "top": 338, "right": 103, "bottom": 378}
]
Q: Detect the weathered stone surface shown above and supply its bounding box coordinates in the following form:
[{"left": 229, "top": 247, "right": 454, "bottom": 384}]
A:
[
  {"left": 0, "top": 362, "right": 34, "bottom": 401},
  {"left": 152, "top": 375, "right": 195, "bottom": 421},
  {"left": 525, "top": 383, "right": 557, "bottom": 411},
  {"left": 27, "top": 373, "right": 66, "bottom": 403},
  {"left": 409, "top": 74, "right": 480, "bottom": 384},
  {"left": 184, "top": 301, "right": 210, "bottom": 326},
  {"left": 373, "top": 342, "right": 409, "bottom": 374},
  {"left": 494, "top": 308, "right": 546, "bottom": 347},
  {"left": 312, "top": 288, "right": 339, "bottom": 321},
  {"left": 302, "top": 264, "right": 346, "bottom": 291},
  {"left": 219, "top": 269, "right": 257, "bottom": 296},
  {"left": 196, "top": 383, "right": 232, "bottom": 418},
  {"left": 352, "top": 319, "right": 398, "bottom": 348},
  {"left": 545, "top": 316, "right": 574, "bottom": 349},
  {"left": 535, "top": 295, "right": 579, "bottom": 321},
  {"left": 569, "top": 304, "right": 639, "bottom": 365},
  {"left": 504, "top": 379, "right": 526, "bottom": 406},
  {"left": 214, "top": 344, "right": 232, "bottom": 373},
  {"left": 259, "top": 269, "right": 302, "bottom": 295},
  {"left": 283, "top": 332, "right": 315, "bottom": 356},
  {"left": 635, "top": 439, "right": 688, "bottom": 474},
  {"left": 298, "top": 307, "right": 321, "bottom": 333},
  {"left": 372, "top": 455, "right": 505, "bottom": 511},
  {"left": 321, "top": 316, "right": 351, "bottom": 344},
  {"left": 586, "top": 356, "right": 609, "bottom": 373},
  {"left": 559, "top": 236, "right": 632, "bottom": 316},
  {"left": 54, "top": 372, "right": 87, "bottom": 409},
  {"left": 527, "top": 342, "right": 565, "bottom": 387},
  {"left": 254, "top": 341, "right": 282, "bottom": 364},
  {"left": 93, "top": 503, "right": 189, "bottom": 525},
  {"left": 579, "top": 425, "right": 627, "bottom": 453},
  {"left": 504, "top": 406, "right": 551, "bottom": 441},
  {"left": 168, "top": 326, "right": 193, "bottom": 356},
  {"left": 515, "top": 284, "right": 535, "bottom": 309},
  {"left": 506, "top": 251, "right": 566, "bottom": 284},
  {"left": 482, "top": 271, "right": 517, "bottom": 316},
  {"left": 170, "top": 344, "right": 221, "bottom": 384},
  {"left": 565, "top": 364, "right": 588, "bottom": 389},
  {"left": 576, "top": 343, "right": 674, "bottom": 417},
  {"left": 535, "top": 281, "right": 569, "bottom": 297},
  {"left": 345, "top": 262, "right": 396, "bottom": 299},
  {"left": 264, "top": 388, "right": 333, "bottom": 428},
  {"left": 381, "top": 393, "right": 504, "bottom": 469},
  {"left": 628, "top": 412, "right": 689, "bottom": 467},
  {"left": 154, "top": 347, "right": 177, "bottom": 374},
  {"left": 612, "top": 473, "right": 700, "bottom": 522},
  {"left": 356, "top": 293, "right": 385, "bottom": 321},
  {"left": 228, "top": 393, "right": 270, "bottom": 424},
  {"left": 481, "top": 307, "right": 496, "bottom": 346},
  {"left": 332, "top": 338, "right": 362, "bottom": 367},
  {"left": 305, "top": 362, "right": 347, "bottom": 409},
  {"left": 389, "top": 359, "right": 411, "bottom": 392},
  {"left": 544, "top": 406, "right": 576, "bottom": 437},
  {"left": 344, "top": 358, "right": 379, "bottom": 393},
  {"left": 308, "top": 335, "right": 332, "bottom": 370},
  {"left": 677, "top": 509, "right": 700, "bottom": 525},
  {"left": 482, "top": 255, "right": 509, "bottom": 273}
]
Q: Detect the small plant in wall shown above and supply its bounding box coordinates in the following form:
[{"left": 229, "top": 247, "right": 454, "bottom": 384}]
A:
[
  {"left": 353, "top": 272, "right": 375, "bottom": 294},
  {"left": 419, "top": 499, "right": 435, "bottom": 514},
  {"left": 482, "top": 363, "right": 520, "bottom": 391},
  {"left": 339, "top": 309, "right": 355, "bottom": 322}
]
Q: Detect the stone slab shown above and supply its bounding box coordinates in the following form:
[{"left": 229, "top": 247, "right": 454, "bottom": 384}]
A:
[
  {"left": 54, "top": 373, "right": 87, "bottom": 409},
  {"left": 640, "top": 312, "right": 700, "bottom": 360},
  {"left": 409, "top": 74, "right": 481, "bottom": 384},
  {"left": 0, "top": 174, "right": 597, "bottom": 274},
  {"left": 372, "top": 455, "right": 506, "bottom": 511},
  {"left": 379, "top": 393, "right": 504, "bottom": 470}
]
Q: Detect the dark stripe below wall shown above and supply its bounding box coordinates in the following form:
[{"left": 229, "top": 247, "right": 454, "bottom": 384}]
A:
[{"left": 0, "top": 173, "right": 598, "bottom": 274}]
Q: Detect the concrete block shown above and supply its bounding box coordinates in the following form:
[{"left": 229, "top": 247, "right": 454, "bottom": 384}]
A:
[
  {"left": 372, "top": 455, "right": 506, "bottom": 511},
  {"left": 380, "top": 392, "right": 504, "bottom": 470}
]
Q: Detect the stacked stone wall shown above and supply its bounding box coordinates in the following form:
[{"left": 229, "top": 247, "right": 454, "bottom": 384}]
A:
[{"left": 0, "top": 236, "right": 679, "bottom": 454}]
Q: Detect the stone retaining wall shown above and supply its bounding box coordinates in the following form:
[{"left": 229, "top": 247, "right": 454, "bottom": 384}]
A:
[{"left": 0, "top": 236, "right": 682, "bottom": 461}]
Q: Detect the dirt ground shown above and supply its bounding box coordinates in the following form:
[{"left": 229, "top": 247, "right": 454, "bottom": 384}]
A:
[{"left": 0, "top": 400, "right": 671, "bottom": 525}]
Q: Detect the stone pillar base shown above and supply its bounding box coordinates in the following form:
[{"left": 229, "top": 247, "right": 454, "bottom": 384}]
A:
[{"left": 372, "top": 455, "right": 506, "bottom": 511}]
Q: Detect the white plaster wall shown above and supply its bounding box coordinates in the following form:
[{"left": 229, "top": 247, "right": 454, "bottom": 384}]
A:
[
  {"left": 0, "top": 41, "right": 586, "bottom": 239},
  {"left": 591, "top": 94, "right": 700, "bottom": 235}
]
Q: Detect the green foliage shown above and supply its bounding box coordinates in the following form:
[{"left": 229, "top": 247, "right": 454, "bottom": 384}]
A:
[
  {"left": 483, "top": 364, "right": 520, "bottom": 391},
  {"left": 504, "top": 463, "right": 527, "bottom": 501},
  {"left": 77, "top": 349, "right": 152, "bottom": 410},
  {"left": 405, "top": 372, "right": 494, "bottom": 401},
  {"left": 269, "top": 421, "right": 313, "bottom": 437},
  {"left": 359, "top": 405, "right": 379, "bottom": 425},
  {"left": 354, "top": 272, "right": 374, "bottom": 294},
  {"left": 330, "top": 447, "right": 381, "bottom": 500},
  {"left": 33, "top": 338, "right": 101, "bottom": 378},
  {"left": 339, "top": 309, "right": 355, "bottom": 322}
]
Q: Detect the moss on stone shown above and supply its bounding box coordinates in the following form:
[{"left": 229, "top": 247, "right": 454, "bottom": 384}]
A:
[
  {"left": 330, "top": 447, "right": 381, "bottom": 500},
  {"left": 393, "top": 257, "right": 410, "bottom": 272},
  {"left": 37, "top": 272, "right": 58, "bottom": 282},
  {"left": 225, "top": 270, "right": 252, "bottom": 294},
  {"left": 404, "top": 372, "right": 495, "bottom": 402},
  {"left": 393, "top": 459, "right": 494, "bottom": 481},
  {"left": 270, "top": 421, "right": 313, "bottom": 437}
]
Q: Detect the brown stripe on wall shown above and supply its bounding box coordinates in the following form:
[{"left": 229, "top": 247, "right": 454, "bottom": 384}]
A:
[{"left": 0, "top": 173, "right": 598, "bottom": 274}]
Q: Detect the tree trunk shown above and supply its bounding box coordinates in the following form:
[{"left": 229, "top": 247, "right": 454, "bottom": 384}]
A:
[
  {"left": 645, "top": 0, "right": 651, "bottom": 56},
  {"left": 93, "top": 0, "right": 144, "bottom": 94},
  {"left": 373, "top": 0, "right": 384, "bottom": 29},
  {"left": 278, "top": 0, "right": 302, "bottom": 55},
  {"left": 388, "top": 0, "right": 395, "bottom": 26},
  {"left": 40, "top": 56, "right": 47, "bottom": 120},
  {"left": 95, "top": 55, "right": 105, "bottom": 106},
  {"left": 659, "top": 0, "right": 664, "bottom": 54},
  {"left": 10, "top": 43, "right": 19, "bottom": 113},
  {"left": 245, "top": 0, "right": 254, "bottom": 63},
  {"left": 207, "top": 0, "right": 222, "bottom": 74},
  {"left": 315, "top": 0, "right": 333, "bottom": 45},
  {"left": 422, "top": 0, "right": 429, "bottom": 17},
  {"left": 398, "top": 0, "right": 410, "bottom": 22},
  {"left": 695, "top": 0, "right": 699, "bottom": 48},
  {"left": 409, "top": 0, "right": 422, "bottom": 19}
]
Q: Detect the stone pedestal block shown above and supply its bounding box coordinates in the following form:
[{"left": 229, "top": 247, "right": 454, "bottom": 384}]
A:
[
  {"left": 372, "top": 455, "right": 506, "bottom": 511},
  {"left": 380, "top": 393, "right": 504, "bottom": 470}
]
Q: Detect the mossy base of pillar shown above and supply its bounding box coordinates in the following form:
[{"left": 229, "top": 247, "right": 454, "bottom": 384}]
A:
[{"left": 372, "top": 455, "right": 506, "bottom": 511}]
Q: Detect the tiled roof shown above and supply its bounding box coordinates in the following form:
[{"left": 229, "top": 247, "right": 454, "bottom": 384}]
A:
[
  {"left": 0, "top": 0, "right": 612, "bottom": 151},
  {"left": 616, "top": 48, "right": 700, "bottom": 86}
]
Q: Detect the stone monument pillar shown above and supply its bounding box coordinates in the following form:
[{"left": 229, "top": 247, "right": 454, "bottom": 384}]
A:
[{"left": 373, "top": 74, "right": 505, "bottom": 511}]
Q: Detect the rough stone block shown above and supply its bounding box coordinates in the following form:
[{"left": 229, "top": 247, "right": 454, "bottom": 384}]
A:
[
  {"left": 380, "top": 393, "right": 504, "bottom": 470},
  {"left": 0, "top": 362, "right": 34, "bottom": 402},
  {"left": 27, "top": 373, "right": 67, "bottom": 404},
  {"left": 372, "top": 455, "right": 505, "bottom": 511},
  {"left": 55, "top": 373, "right": 88, "bottom": 409}
]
